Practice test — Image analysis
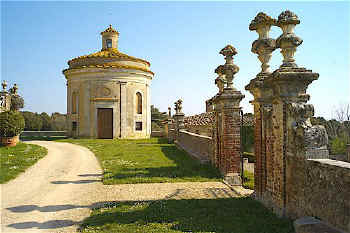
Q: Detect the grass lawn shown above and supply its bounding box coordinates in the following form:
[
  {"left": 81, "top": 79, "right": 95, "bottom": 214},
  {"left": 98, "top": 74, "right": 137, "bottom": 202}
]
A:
[
  {"left": 80, "top": 197, "right": 294, "bottom": 233},
  {"left": 243, "top": 170, "right": 254, "bottom": 190},
  {"left": 59, "top": 138, "right": 222, "bottom": 184},
  {"left": 0, "top": 142, "right": 47, "bottom": 183}
]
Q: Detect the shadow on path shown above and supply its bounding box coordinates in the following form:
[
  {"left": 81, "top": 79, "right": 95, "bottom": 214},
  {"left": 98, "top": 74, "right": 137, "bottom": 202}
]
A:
[
  {"left": 7, "top": 220, "right": 79, "bottom": 230},
  {"left": 51, "top": 179, "right": 101, "bottom": 184}
]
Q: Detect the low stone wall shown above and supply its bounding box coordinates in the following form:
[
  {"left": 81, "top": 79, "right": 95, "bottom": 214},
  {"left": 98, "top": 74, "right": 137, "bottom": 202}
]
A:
[
  {"left": 175, "top": 130, "right": 213, "bottom": 163},
  {"left": 20, "top": 131, "right": 67, "bottom": 138},
  {"left": 151, "top": 131, "right": 164, "bottom": 137},
  {"left": 185, "top": 125, "right": 212, "bottom": 137},
  {"left": 286, "top": 157, "right": 350, "bottom": 232},
  {"left": 168, "top": 129, "right": 175, "bottom": 143}
]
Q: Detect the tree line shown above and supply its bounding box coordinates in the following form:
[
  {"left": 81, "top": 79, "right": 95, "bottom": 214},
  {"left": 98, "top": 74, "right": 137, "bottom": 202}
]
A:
[{"left": 21, "top": 111, "right": 67, "bottom": 131}]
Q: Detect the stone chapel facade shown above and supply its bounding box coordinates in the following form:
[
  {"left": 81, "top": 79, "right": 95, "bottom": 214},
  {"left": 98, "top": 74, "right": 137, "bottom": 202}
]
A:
[{"left": 63, "top": 25, "right": 154, "bottom": 139}]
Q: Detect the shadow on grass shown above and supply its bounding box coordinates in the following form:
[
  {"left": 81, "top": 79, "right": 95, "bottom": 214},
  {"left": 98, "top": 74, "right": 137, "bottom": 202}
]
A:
[
  {"left": 105, "top": 144, "right": 221, "bottom": 182},
  {"left": 20, "top": 136, "right": 67, "bottom": 141},
  {"left": 80, "top": 197, "right": 294, "bottom": 233}
]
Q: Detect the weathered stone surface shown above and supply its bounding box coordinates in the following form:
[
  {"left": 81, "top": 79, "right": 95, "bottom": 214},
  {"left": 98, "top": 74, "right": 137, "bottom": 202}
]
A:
[{"left": 294, "top": 217, "right": 344, "bottom": 233}]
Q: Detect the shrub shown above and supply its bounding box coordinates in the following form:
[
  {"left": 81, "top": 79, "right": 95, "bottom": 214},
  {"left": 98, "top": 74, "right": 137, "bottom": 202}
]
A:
[
  {"left": 10, "top": 95, "right": 24, "bottom": 111},
  {"left": 330, "top": 136, "right": 347, "bottom": 155},
  {"left": 0, "top": 111, "right": 25, "bottom": 137}
]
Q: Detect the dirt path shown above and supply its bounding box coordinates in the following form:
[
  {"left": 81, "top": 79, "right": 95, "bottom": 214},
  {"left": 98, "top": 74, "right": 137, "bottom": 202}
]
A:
[{"left": 1, "top": 141, "right": 252, "bottom": 233}]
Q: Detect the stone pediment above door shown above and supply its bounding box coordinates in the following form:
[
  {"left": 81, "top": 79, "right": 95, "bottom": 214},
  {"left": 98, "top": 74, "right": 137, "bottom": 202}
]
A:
[{"left": 91, "top": 83, "right": 119, "bottom": 102}]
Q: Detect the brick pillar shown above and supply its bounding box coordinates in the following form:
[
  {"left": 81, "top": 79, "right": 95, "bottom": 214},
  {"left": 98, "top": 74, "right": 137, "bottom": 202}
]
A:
[
  {"left": 213, "top": 44, "right": 244, "bottom": 186},
  {"left": 247, "top": 11, "right": 329, "bottom": 217},
  {"left": 214, "top": 88, "right": 244, "bottom": 185},
  {"left": 173, "top": 99, "right": 185, "bottom": 141}
]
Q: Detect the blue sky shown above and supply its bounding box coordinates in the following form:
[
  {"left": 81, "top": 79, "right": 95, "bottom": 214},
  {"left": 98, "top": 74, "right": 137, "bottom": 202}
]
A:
[{"left": 2, "top": 1, "right": 349, "bottom": 119}]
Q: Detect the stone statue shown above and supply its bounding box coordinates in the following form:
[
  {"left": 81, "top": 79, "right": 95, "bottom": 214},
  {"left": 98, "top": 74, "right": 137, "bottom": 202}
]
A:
[{"left": 289, "top": 103, "right": 329, "bottom": 155}]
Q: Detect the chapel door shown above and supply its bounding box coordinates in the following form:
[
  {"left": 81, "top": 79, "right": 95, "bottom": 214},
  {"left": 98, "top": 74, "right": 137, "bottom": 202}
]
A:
[{"left": 97, "top": 108, "right": 113, "bottom": 139}]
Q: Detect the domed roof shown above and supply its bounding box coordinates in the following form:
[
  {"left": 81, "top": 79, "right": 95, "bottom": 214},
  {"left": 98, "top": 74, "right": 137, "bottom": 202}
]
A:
[
  {"left": 68, "top": 48, "right": 150, "bottom": 66},
  {"left": 63, "top": 25, "right": 153, "bottom": 75}
]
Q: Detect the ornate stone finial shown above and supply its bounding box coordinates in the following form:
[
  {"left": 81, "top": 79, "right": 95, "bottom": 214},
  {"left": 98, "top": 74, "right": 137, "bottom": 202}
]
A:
[
  {"left": 277, "top": 10, "right": 300, "bottom": 25},
  {"left": 250, "top": 12, "right": 276, "bottom": 75},
  {"left": 214, "top": 65, "right": 226, "bottom": 93},
  {"left": 276, "top": 10, "right": 303, "bottom": 68},
  {"left": 1, "top": 80, "right": 7, "bottom": 91},
  {"left": 12, "top": 84, "right": 18, "bottom": 95},
  {"left": 219, "top": 45, "right": 239, "bottom": 89},
  {"left": 177, "top": 99, "right": 183, "bottom": 114},
  {"left": 168, "top": 107, "right": 171, "bottom": 117},
  {"left": 249, "top": 12, "right": 276, "bottom": 37},
  {"left": 174, "top": 101, "right": 179, "bottom": 114}
]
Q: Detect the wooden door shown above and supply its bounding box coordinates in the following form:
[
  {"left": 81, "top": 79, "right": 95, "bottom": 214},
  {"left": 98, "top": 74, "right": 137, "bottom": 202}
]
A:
[{"left": 97, "top": 108, "right": 113, "bottom": 139}]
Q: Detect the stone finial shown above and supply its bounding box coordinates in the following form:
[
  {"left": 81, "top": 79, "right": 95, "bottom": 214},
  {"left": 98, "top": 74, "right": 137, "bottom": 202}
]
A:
[
  {"left": 1, "top": 80, "right": 7, "bottom": 91},
  {"left": 250, "top": 12, "right": 276, "bottom": 75},
  {"left": 277, "top": 10, "right": 300, "bottom": 25},
  {"left": 177, "top": 99, "right": 183, "bottom": 113},
  {"left": 249, "top": 12, "right": 276, "bottom": 37},
  {"left": 168, "top": 107, "right": 171, "bottom": 117},
  {"left": 215, "top": 65, "right": 226, "bottom": 93},
  {"left": 12, "top": 84, "right": 18, "bottom": 95},
  {"left": 174, "top": 101, "right": 178, "bottom": 114},
  {"left": 276, "top": 10, "right": 303, "bottom": 68},
  {"left": 219, "top": 45, "right": 239, "bottom": 89}
]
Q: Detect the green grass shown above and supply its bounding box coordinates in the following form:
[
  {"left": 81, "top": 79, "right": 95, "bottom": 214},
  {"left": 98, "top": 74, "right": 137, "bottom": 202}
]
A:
[
  {"left": 80, "top": 197, "right": 294, "bottom": 233},
  {"left": 0, "top": 142, "right": 47, "bottom": 183},
  {"left": 243, "top": 170, "right": 254, "bottom": 190},
  {"left": 58, "top": 138, "right": 221, "bottom": 184}
]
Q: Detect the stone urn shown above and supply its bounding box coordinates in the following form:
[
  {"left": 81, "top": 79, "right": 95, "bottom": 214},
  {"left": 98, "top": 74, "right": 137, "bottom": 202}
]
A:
[{"left": 0, "top": 135, "right": 20, "bottom": 147}]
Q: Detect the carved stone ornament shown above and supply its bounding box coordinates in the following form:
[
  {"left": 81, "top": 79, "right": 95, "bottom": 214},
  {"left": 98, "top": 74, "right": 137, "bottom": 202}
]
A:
[
  {"left": 174, "top": 101, "right": 178, "bottom": 114},
  {"left": 289, "top": 103, "right": 328, "bottom": 151},
  {"left": 9, "top": 84, "right": 18, "bottom": 95},
  {"left": 219, "top": 45, "right": 239, "bottom": 89},
  {"left": 276, "top": 10, "right": 303, "bottom": 68},
  {"left": 177, "top": 99, "right": 183, "bottom": 113},
  {"left": 215, "top": 65, "right": 226, "bottom": 93},
  {"left": 249, "top": 12, "right": 277, "bottom": 75},
  {"left": 1, "top": 80, "right": 7, "bottom": 92}
]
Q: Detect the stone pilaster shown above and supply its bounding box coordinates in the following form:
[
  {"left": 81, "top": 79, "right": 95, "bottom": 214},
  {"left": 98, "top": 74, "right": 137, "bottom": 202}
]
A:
[{"left": 120, "top": 82, "right": 127, "bottom": 138}]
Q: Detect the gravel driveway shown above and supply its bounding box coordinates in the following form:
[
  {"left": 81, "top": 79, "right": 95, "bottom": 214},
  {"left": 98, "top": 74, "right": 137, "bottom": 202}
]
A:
[{"left": 1, "top": 141, "right": 252, "bottom": 233}]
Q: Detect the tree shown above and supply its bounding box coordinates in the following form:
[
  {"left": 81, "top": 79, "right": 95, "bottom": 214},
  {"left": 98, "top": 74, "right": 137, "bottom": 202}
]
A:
[
  {"left": 51, "top": 112, "right": 67, "bottom": 131},
  {"left": 21, "top": 111, "right": 42, "bottom": 131},
  {"left": 0, "top": 111, "right": 25, "bottom": 137},
  {"left": 151, "top": 105, "right": 168, "bottom": 131},
  {"left": 10, "top": 95, "right": 24, "bottom": 111},
  {"left": 40, "top": 112, "right": 52, "bottom": 131}
]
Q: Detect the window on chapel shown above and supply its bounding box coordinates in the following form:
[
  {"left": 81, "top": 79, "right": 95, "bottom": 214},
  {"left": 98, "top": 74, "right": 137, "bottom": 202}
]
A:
[
  {"left": 106, "top": 39, "right": 112, "bottom": 48},
  {"left": 136, "top": 92, "right": 142, "bottom": 114}
]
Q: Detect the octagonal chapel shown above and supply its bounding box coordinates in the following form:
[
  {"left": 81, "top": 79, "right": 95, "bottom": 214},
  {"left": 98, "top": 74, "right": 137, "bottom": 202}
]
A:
[{"left": 63, "top": 25, "right": 154, "bottom": 139}]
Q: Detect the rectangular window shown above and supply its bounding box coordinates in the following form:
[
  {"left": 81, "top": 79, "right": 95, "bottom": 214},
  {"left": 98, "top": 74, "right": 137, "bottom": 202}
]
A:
[
  {"left": 106, "top": 39, "right": 112, "bottom": 48},
  {"left": 72, "top": 122, "right": 77, "bottom": 131},
  {"left": 135, "top": 122, "right": 142, "bottom": 131}
]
